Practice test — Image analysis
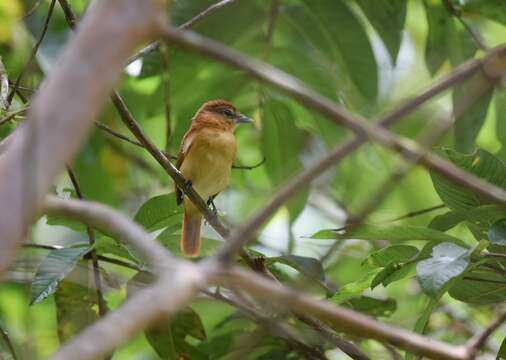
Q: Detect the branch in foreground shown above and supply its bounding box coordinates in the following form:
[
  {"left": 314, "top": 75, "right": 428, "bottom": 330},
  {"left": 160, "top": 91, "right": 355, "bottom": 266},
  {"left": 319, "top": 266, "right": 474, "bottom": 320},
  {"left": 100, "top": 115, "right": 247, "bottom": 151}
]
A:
[
  {"left": 44, "top": 196, "right": 172, "bottom": 271},
  {"left": 466, "top": 310, "right": 506, "bottom": 356},
  {"left": 217, "top": 267, "right": 473, "bottom": 360},
  {"left": 0, "top": 0, "right": 165, "bottom": 276}
]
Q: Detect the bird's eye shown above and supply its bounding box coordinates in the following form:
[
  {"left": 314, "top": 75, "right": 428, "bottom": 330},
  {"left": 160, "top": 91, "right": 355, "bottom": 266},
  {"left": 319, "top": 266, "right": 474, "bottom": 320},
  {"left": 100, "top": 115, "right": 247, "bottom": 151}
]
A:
[{"left": 223, "top": 109, "right": 234, "bottom": 117}]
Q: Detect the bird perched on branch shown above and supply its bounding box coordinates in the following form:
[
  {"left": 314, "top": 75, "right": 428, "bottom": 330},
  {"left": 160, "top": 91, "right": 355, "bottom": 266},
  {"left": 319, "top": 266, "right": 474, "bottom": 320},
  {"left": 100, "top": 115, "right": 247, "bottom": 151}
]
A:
[{"left": 176, "top": 100, "right": 253, "bottom": 257}]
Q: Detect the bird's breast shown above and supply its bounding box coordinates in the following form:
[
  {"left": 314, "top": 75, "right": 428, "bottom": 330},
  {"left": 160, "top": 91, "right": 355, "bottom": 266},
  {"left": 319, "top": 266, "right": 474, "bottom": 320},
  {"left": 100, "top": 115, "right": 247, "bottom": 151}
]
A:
[{"left": 180, "top": 129, "right": 236, "bottom": 199}]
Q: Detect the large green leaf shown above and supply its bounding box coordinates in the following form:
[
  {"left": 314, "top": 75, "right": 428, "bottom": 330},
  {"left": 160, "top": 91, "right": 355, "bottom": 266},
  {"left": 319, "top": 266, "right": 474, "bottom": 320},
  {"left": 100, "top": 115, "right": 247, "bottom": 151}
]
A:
[
  {"left": 416, "top": 242, "right": 470, "bottom": 297},
  {"left": 449, "top": 268, "right": 506, "bottom": 304},
  {"left": 127, "top": 271, "right": 207, "bottom": 359},
  {"left": 366, "top": 245, "right": 419, "bottom": 267},
  {"left": 423, "top": 0, "right": 477, "bottom": 74},
  {"left": 331, "top": 269, "right": 382, "bottom": 304},
  {"left": 344, "top": 296, "right": 397, "bottom": 318},
  {"left": 429, "top": 205, "right": 506, "bottom": 232},
  {"left": 431, "top": 149, "right": 506, "bottom": 211},
  {"left": 54, "top": 267, "right": 100, "bottom": 343},
  {"left": 133, "top": 193, "right": 182, "bottom": 231},
  {"left": 489, "top": 219, "right": 506, "bottom": 247},
  {"left": 453, "top": 73, "right": 493, "bottom": 153},
  {"left": 355, "top": 0, "right": 406, "bottom": 63},
  {"left": 312, "top": 224, "right": 465, "bottom": 245},
  {"left": 30, "top": 245, "right": 91, "bottom": 305}
]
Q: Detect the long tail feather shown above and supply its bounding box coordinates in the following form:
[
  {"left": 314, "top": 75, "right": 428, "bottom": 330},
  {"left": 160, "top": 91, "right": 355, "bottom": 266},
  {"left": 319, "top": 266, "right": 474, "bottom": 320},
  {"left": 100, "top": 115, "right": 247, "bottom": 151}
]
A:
[{"left": 181, "top": 207, "right": 202, "bottom": 257}]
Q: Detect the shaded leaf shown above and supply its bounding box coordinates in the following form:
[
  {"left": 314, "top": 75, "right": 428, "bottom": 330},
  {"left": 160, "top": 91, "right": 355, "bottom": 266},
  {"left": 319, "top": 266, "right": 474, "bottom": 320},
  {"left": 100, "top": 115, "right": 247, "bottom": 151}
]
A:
[
  {"left": 345, "top": 296, "right": 397, "bottom": 318},
  {"left": 450, "top": 268, "right": 506, "bottom": 304},
  {"left": 429, "top": 205, "right": 506, "bottom": 232},
  {"left": 332, "top": 269, "right": 382, "bottom": 304},
  {"left": 355, "top": 0, "right": 406, "bottom": 62},
  {"left": 416, "top": 242, "right": 470, "bottom": 297},
  {"left": 366, "top": 245, "right": 418, "bottom": 267},
  {"left": 55, "top": 266, "right": 99, "bottom": 342},
  {"left": 431, "top": 149, "right": 506, "bottom": 211},
  {"left": 497, "top": 336, "right": 506, "bottom": 359},
  {"left": 30, "top": 245, "right": 91, "bottom": 305},
  {"left": 489, "top": 219, "right": 506, "bottom": 247},
  {"left": 133, "top": 193, "right": 182, "bottom": 231}
]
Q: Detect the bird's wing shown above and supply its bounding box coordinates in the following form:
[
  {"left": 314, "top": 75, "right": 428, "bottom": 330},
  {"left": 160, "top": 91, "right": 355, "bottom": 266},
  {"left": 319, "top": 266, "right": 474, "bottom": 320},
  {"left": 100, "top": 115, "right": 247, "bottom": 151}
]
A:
[{"left": 175, "top": 129, "right": 196, "bottom": 205}]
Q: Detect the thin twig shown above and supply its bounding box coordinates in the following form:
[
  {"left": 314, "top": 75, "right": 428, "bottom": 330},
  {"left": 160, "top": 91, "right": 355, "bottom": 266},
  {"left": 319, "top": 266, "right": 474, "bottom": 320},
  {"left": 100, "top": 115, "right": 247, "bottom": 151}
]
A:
[
  {"left": 66, "top": 166, "right": 108, "bottom": 319},
  {"left": 126, "top": 0, "right": 240, "bottom": 65},
  {"left": 94, "top": 121, "right": 144, "bottom": 148},
  {"left": 232, "top": 156, "right": 266, "bottom": 170},
  {"left": 466, "top": 311, "right": 506, "bottom": 355},
  {"left": 442, "top": 0, "right": 488, "bottom": 51},
  {"left": 21, "top": 0, "right": 43, "bottom": 20},
  {"left": 0, "top": 57, "right": 8, "bottom": 110},
  {"left": 0, "top": 106, "right": 29, "bottom": 126},
  {"left": 57, "top": 0, "right": 77, "bottom": 29},
  {"left": 7, "top": 0, "right": 56, "bottom": 106}
]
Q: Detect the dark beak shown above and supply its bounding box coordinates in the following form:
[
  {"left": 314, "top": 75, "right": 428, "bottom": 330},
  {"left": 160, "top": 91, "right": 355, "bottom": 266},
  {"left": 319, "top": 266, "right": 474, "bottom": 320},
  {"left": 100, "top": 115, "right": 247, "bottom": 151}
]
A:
[{"left": 235, "top": 113, "right": 253, "bottom": 124}]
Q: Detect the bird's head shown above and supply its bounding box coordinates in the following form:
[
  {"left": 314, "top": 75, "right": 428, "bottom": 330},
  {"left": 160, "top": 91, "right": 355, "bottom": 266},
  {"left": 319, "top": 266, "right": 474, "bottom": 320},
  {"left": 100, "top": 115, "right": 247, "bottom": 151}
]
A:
[{"left": 193, "top": 99, "right": 253, "bottom": 131}]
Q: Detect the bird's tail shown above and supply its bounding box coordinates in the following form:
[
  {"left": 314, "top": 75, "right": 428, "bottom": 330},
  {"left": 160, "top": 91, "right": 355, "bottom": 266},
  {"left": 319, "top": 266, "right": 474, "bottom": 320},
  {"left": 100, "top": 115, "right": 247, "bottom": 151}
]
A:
[{"left": 181, "top": 201, "right": 202, "bottom": 257}]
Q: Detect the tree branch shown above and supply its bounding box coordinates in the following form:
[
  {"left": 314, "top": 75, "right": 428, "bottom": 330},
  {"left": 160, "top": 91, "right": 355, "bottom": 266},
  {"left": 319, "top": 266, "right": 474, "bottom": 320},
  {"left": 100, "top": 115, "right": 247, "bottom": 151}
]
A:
[
  {"left": 0, "top": 0, "right": 165, "bottom": 276},
  {"left": 217, "top": 267, "right": 473, "bottom": 360},
  {"left": 7, "top": 0, "right": 56, "bottom": 106},
  {"left": 466, "top": 310, "right": 506, "bottom": 356}
]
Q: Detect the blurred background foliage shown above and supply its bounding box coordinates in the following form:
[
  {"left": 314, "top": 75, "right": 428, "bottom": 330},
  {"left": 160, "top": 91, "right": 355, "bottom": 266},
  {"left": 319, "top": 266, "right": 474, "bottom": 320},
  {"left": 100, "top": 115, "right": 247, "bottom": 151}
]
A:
[{"left": 1, "top": 0, "right": 506, "bottom": 359}]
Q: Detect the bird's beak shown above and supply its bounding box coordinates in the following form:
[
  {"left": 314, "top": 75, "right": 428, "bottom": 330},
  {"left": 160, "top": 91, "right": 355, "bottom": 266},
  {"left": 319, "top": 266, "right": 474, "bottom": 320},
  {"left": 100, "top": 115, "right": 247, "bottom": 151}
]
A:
[{"left": 235, "top": 113, "right": 253, "bottom": 124}]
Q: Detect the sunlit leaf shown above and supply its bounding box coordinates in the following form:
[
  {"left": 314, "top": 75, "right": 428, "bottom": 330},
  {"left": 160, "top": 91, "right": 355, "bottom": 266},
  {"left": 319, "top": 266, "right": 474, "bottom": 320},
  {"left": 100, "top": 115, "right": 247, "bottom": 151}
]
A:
[
  {"left": 416, "top": 242, "right": 470, "bottom": 297},
  {"left": 133, "top": 193, "right": 182, "bottom": 231},
  {"left": 344, "top": 296, "right": 397, "bottom": 318}
]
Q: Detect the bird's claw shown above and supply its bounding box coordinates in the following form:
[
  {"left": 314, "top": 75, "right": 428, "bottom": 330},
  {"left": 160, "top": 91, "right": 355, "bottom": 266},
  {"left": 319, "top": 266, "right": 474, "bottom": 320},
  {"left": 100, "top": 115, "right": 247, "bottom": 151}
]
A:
[
  {"left": 207, "top": 197, "right": 218, "bottom": 218},
  {"left": 184, "top": 179, "right": 193, "bottom": 189}
]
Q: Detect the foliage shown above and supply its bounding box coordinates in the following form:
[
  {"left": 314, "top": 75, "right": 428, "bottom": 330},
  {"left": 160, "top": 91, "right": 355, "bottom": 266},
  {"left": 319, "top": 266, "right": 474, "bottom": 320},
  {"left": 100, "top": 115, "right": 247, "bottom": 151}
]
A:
[{"left": 1, "top": 0, "right": 506, "bottom": 359}]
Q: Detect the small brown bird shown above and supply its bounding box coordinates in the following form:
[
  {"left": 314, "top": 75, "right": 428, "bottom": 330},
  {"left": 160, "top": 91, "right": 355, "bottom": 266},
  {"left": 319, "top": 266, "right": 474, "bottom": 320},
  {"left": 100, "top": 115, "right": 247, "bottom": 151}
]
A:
[{"left": 176, "top": 100, "right": 252, "bottom": 257}]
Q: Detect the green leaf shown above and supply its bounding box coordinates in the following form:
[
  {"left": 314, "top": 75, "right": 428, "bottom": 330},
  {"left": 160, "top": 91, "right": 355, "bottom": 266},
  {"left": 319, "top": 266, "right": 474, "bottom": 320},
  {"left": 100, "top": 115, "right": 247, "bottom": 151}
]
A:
[
  {"left": 313, "top": 224, "right": 465, "bottom": 245},
  {"left": 30, "top": 245, "right": 91, "bottom": 305},
  {"left": 355, "top": 0, "right": 406, "bottom": 62},
  {"left": 127, "top": 271, "right": 206, "bottom": 359},
  {"left": 332, "top": 269, "right": 382, "bottom": 304},
  {"left": 268, "top": 255, "right": 324, "bottom": 282},
  {"left": 453, "top": 73, "right": 493, "bottom": 153},
  {"left": 449, "top": 268, "right": 506, "bottom": 304},
  {"left": 489, "top": 219, "right": 506, "bottom": 247},
  {"left": 423, "top": 0, "right": 477, "bottom": 74},
  {"left": 416, "top": 242, "right": 470, "bottom": 297},
  {"left": 366, "top": 245, "right": 419, "bottom": 267},
  {"left": 54, "top": 267, "right": 100, "bottom": 342},
  {"left": 461, "top": 0, "right": 506, "bottom": 25},
  {"left": 429, "top": 205, "right": 506, "bottom": 232},
  {"left": 261, "top": 98, "right": 307, "bottom": 222},
  {"left": 344, "top": 296, "right": 396, "bottom": 318},
  {"left": 431, "top": 149, "right": 506, "bottom": 211},
  {"left": 46, "top": 215, "right": 86, "bottom": 233},
  {"left": 133, "top": 193, "right": 182, "bottom": 231}
]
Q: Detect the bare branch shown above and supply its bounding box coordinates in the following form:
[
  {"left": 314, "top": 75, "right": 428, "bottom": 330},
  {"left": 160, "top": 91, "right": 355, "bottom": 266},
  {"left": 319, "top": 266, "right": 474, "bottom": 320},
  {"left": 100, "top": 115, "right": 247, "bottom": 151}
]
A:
[
  {"left": 0, "top": 0, "right": 165, "bottom": 275},
  {"left": 126, "top": 0, "right": 240, "bottom": 65},
  {"left": 466, "top": 310, "right": 506, "bottom": 356},
  {"left": 7, "top": 0, "right": 56, "bottom": 106},
  {"left": 44, "top": 196, "right": 172, "bottom": 271},
  {"left": 217, "top": 268, "right": 473, "bottom": 360}
]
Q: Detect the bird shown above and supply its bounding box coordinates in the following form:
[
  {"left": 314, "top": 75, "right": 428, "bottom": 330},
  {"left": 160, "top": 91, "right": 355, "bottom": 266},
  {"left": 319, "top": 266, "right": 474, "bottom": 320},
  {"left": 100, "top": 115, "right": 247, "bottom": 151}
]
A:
[{"left": 175, "top": 99, "right": 253, "bottom": 257}]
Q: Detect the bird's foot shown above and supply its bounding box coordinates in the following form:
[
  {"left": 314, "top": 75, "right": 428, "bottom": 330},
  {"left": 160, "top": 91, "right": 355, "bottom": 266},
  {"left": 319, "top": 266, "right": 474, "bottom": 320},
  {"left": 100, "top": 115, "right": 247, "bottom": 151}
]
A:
[
  {"left": 207, "top": 197, "right": 218, "bottom": 218},
  {"left": 184, "top": 179, "right": 193, "bottom": 189}
]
